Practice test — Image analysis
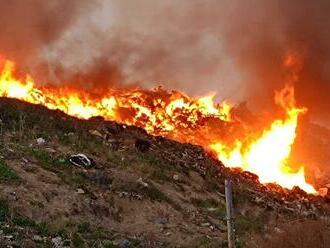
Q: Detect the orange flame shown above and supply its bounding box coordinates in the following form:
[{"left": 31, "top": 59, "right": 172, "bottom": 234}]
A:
[
  {"left": 210, "top": 87, "right": 315, "bottom": 193},
  {"left": 0, "top": 59, "right": 316, "bottom": 193}
]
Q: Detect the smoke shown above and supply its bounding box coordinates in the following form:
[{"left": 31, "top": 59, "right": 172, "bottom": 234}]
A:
[
  {"left": 1, "top": 0, "right": 330, "bottom": 123},
  {"left": 0, "top": 0, "right": 91, "bottom": 65}
]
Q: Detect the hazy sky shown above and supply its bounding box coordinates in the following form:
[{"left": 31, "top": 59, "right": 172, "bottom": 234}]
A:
[{"left": 1, "top": 0, "right": 330, "bottom": 123}]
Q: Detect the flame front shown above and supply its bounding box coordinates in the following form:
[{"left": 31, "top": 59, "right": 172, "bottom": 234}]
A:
[
  {"left": 210, "top": 90, "right": 315, "bottom": 193},
  {"left": 0, "top": 59, "right": 316, "bottom": 193}
]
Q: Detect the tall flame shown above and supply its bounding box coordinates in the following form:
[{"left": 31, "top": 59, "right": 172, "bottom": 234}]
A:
[
  {"left": 0, "top": 58, "right": 316, "bottom": 193},
  {"left": 210, "top": 87, "right": 315, "bottom": 193}
]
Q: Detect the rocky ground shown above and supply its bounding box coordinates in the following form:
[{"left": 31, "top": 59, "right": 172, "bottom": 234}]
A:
[{"left": 0, "top": 98, "right": 329, "bottom": 248}]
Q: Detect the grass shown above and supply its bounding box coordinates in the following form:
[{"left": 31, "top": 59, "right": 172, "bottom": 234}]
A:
[
  {"left": 235, "top": 214, "right": 264, "bottom": 234},
  {"left": 0, "top": 159, "right": 20, "bottom": 182},
  {"left": 72, "top": 233, "right": 86, "bottom": 248},
  {"left": 29, "top": 148, "right": 87, "bottom": 186},
  {"left": 0, "top": 198, "right": 10, "bottom": 221},
  {"left": 256, "top": 220, "right": 330, "bottom": 248},
  {"left": 191, "top": 198, "right": 226, "bottom": 219}
]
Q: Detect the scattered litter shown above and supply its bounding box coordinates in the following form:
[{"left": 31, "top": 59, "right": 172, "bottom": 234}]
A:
[
  {"left": 69, "top": 154, "right": 94, "bottom": 168},
  {"left": 118, "top": 239, "right": 131, "bottom": 248},
  {"left": 137, "top": 177, "right": 149, "bottom": 187},
  {"left": 89, "top": 129, "right": 103, "bottom": 138},
  {"left": 76, "top": 188, "right": 85, "bottom": 194},
  {"left": 173, "top": 174, "right": 179, "bottom": 181},
  {"left": 52, "top": 236, "right": 64, "bottom": 248},
  {"left": 118, "top": 191, "right": 143, "bottom": 201},
  {"left": 45, "top": 147, "right": 56, "bottom": 154},
  {"left": 33, "top": 235, "right": 43, "bottom": 242},
  {"left": 36, "top": 137, "right": 46, "bottom": 145},
  {"left": 4, "top": 235, "right": 13, "bottom": 240}
]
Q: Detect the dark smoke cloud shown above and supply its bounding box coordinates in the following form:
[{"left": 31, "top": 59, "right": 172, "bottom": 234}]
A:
[
  {"left": 0, "top": 0, "right": 90, "bottom": 68},
  {"left": 1, "top": 0, "right": 330, "bottom": 123}
]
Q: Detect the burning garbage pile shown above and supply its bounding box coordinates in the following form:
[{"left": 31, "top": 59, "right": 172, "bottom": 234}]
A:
[{"left": 0, "top": 57, "right": 328, "bottom": 195}]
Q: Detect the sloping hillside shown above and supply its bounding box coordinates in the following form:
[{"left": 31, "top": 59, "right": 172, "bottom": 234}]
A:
[{"left": 0, "top": 98, "right": 329, "bottom": 248}]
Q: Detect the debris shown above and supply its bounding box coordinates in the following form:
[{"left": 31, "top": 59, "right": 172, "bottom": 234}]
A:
[
  {"left": 69, "top": 154, "right": 94, "bottom": 168},
  {"left": 118, "top": 191, "right": 143, "bottom": 201},
  {"left": 33, "top": 235, "right": 43, "bottom": 242},
  {"left": 4, "top": 235, "right": 13, "bottom": 240},
  {"left": 89, "top": 129, "right": 104, "bottom": 138},
  {"left": 118, "top": 239, "right": 131, "bottom": 248},
  {"left": 51, "top": 236, "right": 63, "bottom": 248},
  {"left": 36, "top": 137, "right": 46, "bottom": 145},
  {"left": 137, "top": 177, "right": 149, "bottom": 187},
  {"left": 319, "top": 187, "right": 328, "bottom": 197},
  {"left": 76, "top": 188, "right": 85, "bottom": 194},
  {"left": 135, "top": 139, "right": 151, "bottom": 152},
  {"left": 173, "top": 174, "right": 179, "bottom": 181},
  {"left": 45, "top": 147, "right": 56, "bottom": 154}
]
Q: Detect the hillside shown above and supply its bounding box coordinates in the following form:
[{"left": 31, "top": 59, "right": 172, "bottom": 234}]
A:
[{"left": 0, "top": 98, "right": 329, "bottom": 248}]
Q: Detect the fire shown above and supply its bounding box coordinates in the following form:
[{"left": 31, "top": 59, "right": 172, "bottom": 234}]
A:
[
  {"left": 210, "top": 87, "right": 315, "bottom": 193},
  {"left": 0, "top": 58, "right": 316, "bottom": 193}
]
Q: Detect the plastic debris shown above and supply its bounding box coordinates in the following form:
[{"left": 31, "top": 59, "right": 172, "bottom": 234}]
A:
[
  {"left": 36, "top": 137, "right": 46, "bottom": 145},
  {"left": 69, "top": 154, "right": 94, "bottom": 168}
]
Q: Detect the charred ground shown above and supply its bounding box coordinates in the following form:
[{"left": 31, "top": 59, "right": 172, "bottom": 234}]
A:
[{"left": 0, "top": 98, "right": 329, "bottom": 248}]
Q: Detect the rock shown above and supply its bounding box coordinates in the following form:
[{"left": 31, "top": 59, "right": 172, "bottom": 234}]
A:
[
  {"left": 118, "top": 239, "right": 131, "bottom": 248},
  {"left": 33, "top": 235, "right": 43, "bottom": 242},
  {"left": 135, "top": 139, "right": 151, "bottom": 152},
  {"left": 36, "top": 137, "right": 46, "bottom": 145},
  {"left": 137, "top": 177, "right": 149, "bottom": 187},
  {"left": 76, "top": 188, "right": 85, "bottom": 194},
  {"left": 51, "top": 236, "right": 63, "bottom": 248},
  {"left": 89, "top": 129, "right": 104, "bottom": 138},
  {"left": 45, "top": 148, "right": 56, "bottom": 154},
  {"left": 173, "top": 174, "right": 179, "bottom": 181}
]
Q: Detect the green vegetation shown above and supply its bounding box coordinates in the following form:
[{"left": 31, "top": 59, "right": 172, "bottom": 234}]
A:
[
  {"left": 0, "top": 159, "right": 19, "bottom": 181},
  {"left": 30, "top": 148, "right": 86, "bottom": 186},
  {"left": 0, "top": 198, "right": 10, "bottom": 221},
  {"left": 235, "top": 214, "right": 264, "bottom": 234},
  {"left": 191, "top": 198, "right": 226, "bottom": 219}
]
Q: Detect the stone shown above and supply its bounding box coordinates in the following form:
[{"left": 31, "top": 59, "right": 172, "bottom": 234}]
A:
[
  {"left": 33, "top": 235, "right": 43, "bottom": 242},
  {"left": 76, "top": 188, "right": 85, "bottom": 194},
  {"left": 36, "top": 137, "right": 46, "bottom": 145}
]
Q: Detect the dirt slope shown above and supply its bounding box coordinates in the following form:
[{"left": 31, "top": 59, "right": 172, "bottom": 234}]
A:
[{"left": 0, "top": 98, "right": 329, "bottom": 248}]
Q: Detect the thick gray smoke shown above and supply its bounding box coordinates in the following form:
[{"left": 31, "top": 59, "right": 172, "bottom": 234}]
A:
[{"left": 1, "top": 0, "right": 330, "bottom": 123}]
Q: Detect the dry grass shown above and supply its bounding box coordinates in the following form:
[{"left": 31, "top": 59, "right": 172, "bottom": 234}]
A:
[{"left": 257, "top": 220, "right": 330, "bottom": 248}]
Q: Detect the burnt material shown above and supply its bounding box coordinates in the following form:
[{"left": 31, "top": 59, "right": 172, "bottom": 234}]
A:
[{"left": 135, "top": 138, "right": 151, "bottom": 152}]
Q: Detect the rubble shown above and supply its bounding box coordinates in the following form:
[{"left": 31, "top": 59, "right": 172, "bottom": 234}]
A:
[
  {"left": 89, "top": 129, "right": 104, "bottom": 138},
  {"left": 51, "top": 236, "right": 64, "bottom": 248},
  {"left": 135, "top": 139, "right": 151, "bottom": 152}
]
